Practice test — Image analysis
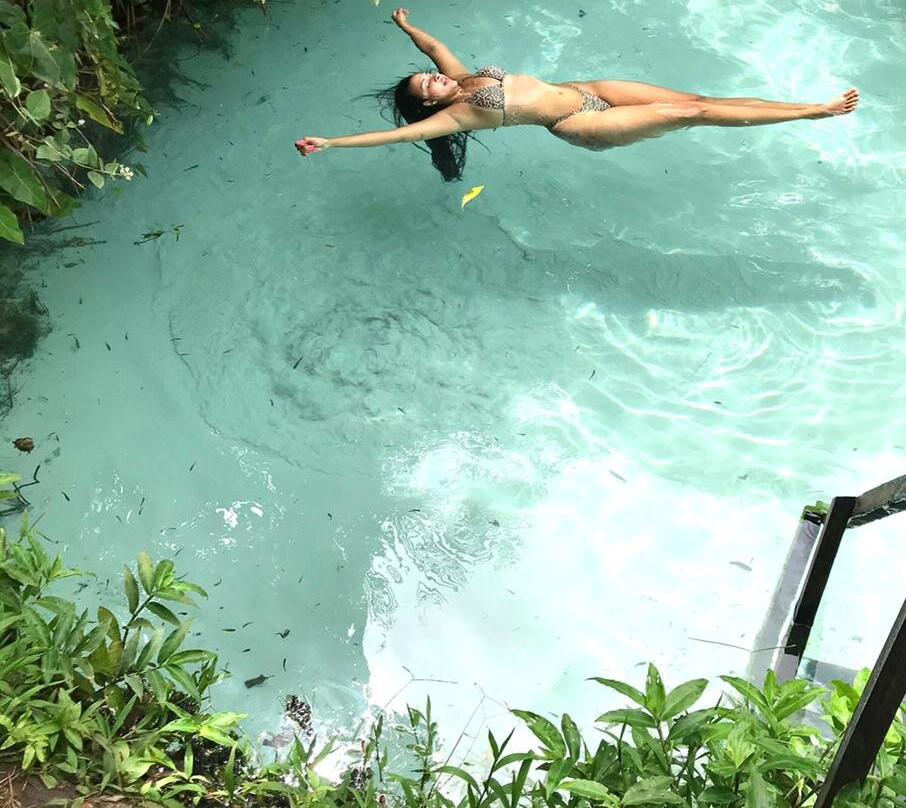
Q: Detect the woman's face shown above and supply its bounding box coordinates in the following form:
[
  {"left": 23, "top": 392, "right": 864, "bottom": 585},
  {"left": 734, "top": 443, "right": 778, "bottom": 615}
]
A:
[{"left": 409, "top": 72, "right": 460, "bottom": 106}]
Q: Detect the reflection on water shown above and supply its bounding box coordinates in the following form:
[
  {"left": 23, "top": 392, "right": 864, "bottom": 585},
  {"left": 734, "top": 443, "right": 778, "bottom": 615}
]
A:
[{"left": 2, "top": 0, "right": 905, "bottom": 748}]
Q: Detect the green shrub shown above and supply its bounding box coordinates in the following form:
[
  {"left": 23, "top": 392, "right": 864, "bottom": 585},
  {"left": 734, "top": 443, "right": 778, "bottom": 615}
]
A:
[
  {"left": 0, "top": 0, "right": 155, "bottom": 244},
  {"left": 1, "top": 513, "right": 905, "bottom": 807}
]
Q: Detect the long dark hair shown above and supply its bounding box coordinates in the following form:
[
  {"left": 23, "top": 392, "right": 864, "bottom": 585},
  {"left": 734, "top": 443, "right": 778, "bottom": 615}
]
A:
[{"left": 369, "top": 74, "right": 472, "bottom": 182}]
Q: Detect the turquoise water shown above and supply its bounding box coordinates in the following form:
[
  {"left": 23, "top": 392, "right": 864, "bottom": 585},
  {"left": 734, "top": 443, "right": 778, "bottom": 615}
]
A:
[{"left": 4, "top": 0, "right": 906, "bottom": 749}]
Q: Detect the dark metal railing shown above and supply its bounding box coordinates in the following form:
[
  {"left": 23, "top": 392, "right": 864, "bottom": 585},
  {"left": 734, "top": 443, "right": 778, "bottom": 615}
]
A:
[{"left": 765, "top": 474, "right": 906, "bottom": 808}]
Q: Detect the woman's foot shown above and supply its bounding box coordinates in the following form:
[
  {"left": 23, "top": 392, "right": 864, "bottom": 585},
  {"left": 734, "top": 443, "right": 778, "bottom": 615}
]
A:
[{"left": 819, "top": 88, "right": 859, "bottom": 117}]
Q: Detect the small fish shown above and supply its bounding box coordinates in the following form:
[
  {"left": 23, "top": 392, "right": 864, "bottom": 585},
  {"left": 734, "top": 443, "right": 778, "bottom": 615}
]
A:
[
  {"left": 277, "top": 629, "right": 290, "bottom": 639},
  {"left": 327, "top": 512, "right": 332, "bottom": 520},
  {"left": 730, "top": 561, "right": 752, "bottom": 572},
  {"left": 68, "top": 334, "right": 81, "bottom": 349},
  {"left": 213, "top": 577, "right": 223, "bottom": 586},
  {"left": 189, "top": 461, "right": 196, "bottom": 472},
  {"left": 105, "top": 342, "right": 111, "bottom": 351},
  {"left": 242, "top": 621, "right": 254, "bottom": 628},
  {"left": 282, "top": 658, "right": 287, "bottom": 671},
  {"left": 293, "top": 355, "right": 304, "bottom": 369},
  {"left": 609, "top": 470, "right": 627, "bottom": 482},
  {"left": 222, "top": 627, "right": 236, "bottom": 632},
  {"left": 135, "top": 230, "right": 165, "bottom": 244},
  {"left": 242, "top": 648, "right": 251, "bottom": 652},
  {"left": 183, "top": 164, "right": 200, "bottom": 172},
  {"left": 244, "top": 674, "right": 271, "bottom": 689},
  {"left": 461, "top": 184, "right": 485, "bottom": 209},
  {"left": 588, "top": 369, "right": 596, "bottom": 380},
  {"left": 124, "top": 333, "right": 128, "bottom": 341},
  {"left": 61, "top": 491, "right": 71, "bottom": 502},
  {"left": 489, "top": 519, "right": 500, "bottom": 527}
]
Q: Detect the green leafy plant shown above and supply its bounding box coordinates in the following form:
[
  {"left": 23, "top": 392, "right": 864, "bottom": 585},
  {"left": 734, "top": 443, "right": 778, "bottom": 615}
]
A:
[
  {"left": 2, "top": 514, "right": 906, "bottom": 807},
  {"left": 0, "top": 0, "right": 154, "bottom": 243}
]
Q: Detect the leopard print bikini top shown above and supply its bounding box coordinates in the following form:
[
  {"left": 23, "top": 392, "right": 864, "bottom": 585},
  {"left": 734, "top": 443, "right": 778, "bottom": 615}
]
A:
[{"left": 465, "top": 65, "right": 509, "bottom": 123}]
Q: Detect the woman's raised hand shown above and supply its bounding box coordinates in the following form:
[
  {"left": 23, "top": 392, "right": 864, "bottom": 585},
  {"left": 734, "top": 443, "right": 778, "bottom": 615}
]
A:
[
  {"left": 391, "top": 8, "right": 410, "bottom": 28},
  {"left": 295, "top": 137, "right": 330, "bottom": 156}
]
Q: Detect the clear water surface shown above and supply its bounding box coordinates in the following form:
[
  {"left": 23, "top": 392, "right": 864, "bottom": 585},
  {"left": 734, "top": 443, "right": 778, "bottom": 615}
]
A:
[{"left": 3, "top": 0, "right": 905, "bottom": 749}]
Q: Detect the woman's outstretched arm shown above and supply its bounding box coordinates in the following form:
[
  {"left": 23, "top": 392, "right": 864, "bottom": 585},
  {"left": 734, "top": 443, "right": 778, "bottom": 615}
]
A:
[
  {"left": 296, "top": 108, "right": 475, "bottom": 155},
  {"left": 391, "top": 8, "right": 468, "bottom": 78}
]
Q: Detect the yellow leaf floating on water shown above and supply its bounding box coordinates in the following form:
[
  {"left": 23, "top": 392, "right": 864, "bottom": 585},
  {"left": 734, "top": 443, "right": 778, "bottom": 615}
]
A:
[
  {"left": 370, "top": 0, "right": 380, "bottom": 5},
  {"left": 461, "top": 185, "right": 485, "bottom": 209}
]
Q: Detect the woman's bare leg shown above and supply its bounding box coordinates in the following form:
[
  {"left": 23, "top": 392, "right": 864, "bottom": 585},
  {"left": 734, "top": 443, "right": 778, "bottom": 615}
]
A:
[
  {"left": 549, "top": 89, "right": 859, "bottom": 150},
  {"left": 569, "top": 79, "right": 854, "bottom": 112}
]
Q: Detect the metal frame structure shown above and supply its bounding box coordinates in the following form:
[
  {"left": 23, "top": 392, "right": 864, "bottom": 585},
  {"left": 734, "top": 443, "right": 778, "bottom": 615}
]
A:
[{"left": 754, "top": 474, "right": 906, "bottom": 807}]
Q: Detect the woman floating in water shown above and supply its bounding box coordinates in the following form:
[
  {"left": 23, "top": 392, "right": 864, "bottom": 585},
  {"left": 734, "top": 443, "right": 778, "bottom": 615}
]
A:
[{"left": 295, "top": 8, "right": 859, "bottom": 181}]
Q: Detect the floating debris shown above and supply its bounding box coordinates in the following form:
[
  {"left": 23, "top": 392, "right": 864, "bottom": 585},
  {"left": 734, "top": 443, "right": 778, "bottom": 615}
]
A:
[
  {"left": 244, "top": 673, "right": 271, "bottom": 689},
  {"left": 13, "top": 437, "right": 34, "bottom": 453},
  {"left": 461, "top": 184, "right": 485, "bottom": 209}
]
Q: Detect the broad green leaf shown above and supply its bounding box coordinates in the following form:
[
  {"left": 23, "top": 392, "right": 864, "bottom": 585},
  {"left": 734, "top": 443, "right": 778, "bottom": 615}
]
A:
[
  {"left": 544, "top": 758, "right": 573, "bottom": 796},
  {"left": 745, "top": 769, "right": 770, "bottom": 808},
  {"left": 559, "top": 779, "right": 615, "bottom": 804},
  {"left": 97, "top": 606, "right": 121, "bottom": 643},
  {"left": 146, "top": 669, "right": 169, "bottom": 704},
  {"left": 76, "top": 94, "right": 123, "bottom": 134},
  {"left": 146, "top": 601, "right": 179, "bottom": 626},
  {"left": 198, "top": 724, "right": 235, "bottom": 747},
  {"left": 203, "top": 711, "right": 246, "bottom": 729},
  {"left": 512, "top": 710, "right": 566, "bottom": 758},
  {"left": 157, "top": 620, "right": 191, "bottom": 664},
  {"left": 135, "top": 626, "right": 163, "bottom": 670},
  {"left": 153, "top": 559, "right": 175, "bottom": 589},
  {"left": 720, "top": 676, "right": 770, "bottom": 714},
  {"left": 773, "top": 684, "right": 824, "bottom": 720},
  {"left": 25, "top": 88, "right": 51, "bottom": 121},
  {"left": 667, "top": 708, "right": 717, "bottom": 742},
  {"left": 0, "top": 150, "right": 49, "bottom": 214},
  {"left": 496, "top": 752, "right": 536, "bottom": 769},
  {"left": 123, "top": 566, "right": 139, "bottom": 613},
  {"left": 87, "top": 170, "right": 104, "bottom": 189},
  {"left": 137, "top": 552, "right": 154, "bottom": 594},
  {"left": 116, "top": 630, "right": 140, "bottom": 675},
  {"left": 0, "top": 58, "right": 20, "bottom": 98},
  {"left": 119, "top": 756, "right": 153, "bottom": 783},
  {"left": 167, "top": 649, "right": 216, "bottom": 665},
  {"left": 661, "top": 678, "right": 708, "bottom": 721},
  {"left": 437, "top": 765, "right": 480, "bottom": 793},
  {"left": 165, "top": 662, "right": 200, "bottom": 701},
  {"left": 9, "top": 28, "right": 72, "bottom": 86},
  {"left": 0, "top": 472, "right": 22, "bottom": 485},
  {"left": 588, "top": 676, "right": 647, "bottom": 708},
  {"left": 162, "top": 717, "right": 198, "bottom": 733},
  {"left": 0, "top": 4, "right": 26, "bottom": 26},
  {"left": 595, "top": 708, "right": 657, "bottom": 729},
  {"left": 124, "top": 673, "right": 144, "bottom": 698},
  {"left": 622, "top": 776, "right": 683, "bottom": 806},
  {"left": 561, "top": 713, "right": 582, "bottom": 760},
  {"left": 645, "top": 664, "right": 667, "bottom": 718}
]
